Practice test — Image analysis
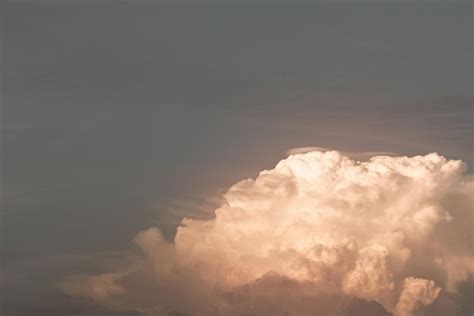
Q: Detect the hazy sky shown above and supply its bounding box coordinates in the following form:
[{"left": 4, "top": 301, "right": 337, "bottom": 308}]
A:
[{"left": 1, "top": 2, "right": 472, "bottom": 315}]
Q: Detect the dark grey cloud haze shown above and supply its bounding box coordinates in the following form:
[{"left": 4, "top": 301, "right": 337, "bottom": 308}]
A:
[{"left": 1, "top": 1, "right": 472, "bottom": 315}]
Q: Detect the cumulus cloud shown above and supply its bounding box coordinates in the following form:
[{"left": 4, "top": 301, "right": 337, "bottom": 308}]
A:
[
  {"left": 395, "top": 277, "right": 441, "bottom": 316},
  {"left": 61, "top": 150, "right": 474, "bottom": 316}
]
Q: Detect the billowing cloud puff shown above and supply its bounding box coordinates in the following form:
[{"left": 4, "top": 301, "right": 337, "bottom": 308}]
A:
[
  {"left": 61, "top": 150, "right": 474, "bottom": 316},
  {"left": 395, "top": 277, "right": 441, "bottom": 316}
]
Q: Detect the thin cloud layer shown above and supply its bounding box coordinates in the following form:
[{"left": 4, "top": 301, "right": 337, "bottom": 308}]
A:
[{"left": 61, "top": 150, "right": 474, "bottom": 316}]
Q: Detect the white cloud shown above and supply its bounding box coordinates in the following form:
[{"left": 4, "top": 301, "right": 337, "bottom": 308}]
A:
[
  {"left": 61, "top": 150, "right": 474, "bottom": 316},
  {"left": 395, "top": 277, "right": 441, "bottom": 316}
]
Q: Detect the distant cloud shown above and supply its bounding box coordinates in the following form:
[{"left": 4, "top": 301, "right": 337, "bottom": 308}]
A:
[{"left": 61, "top": 150, "right": 474, "bottom": 316}]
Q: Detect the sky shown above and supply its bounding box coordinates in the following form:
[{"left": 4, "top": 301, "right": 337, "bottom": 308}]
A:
[{"left": 1, "top": 1, "right": 473, "bottom": 316}]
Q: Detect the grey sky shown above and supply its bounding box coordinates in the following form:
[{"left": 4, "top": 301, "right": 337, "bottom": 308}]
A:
[{"left": 1, "top": 2, "right": 472, "bottom": 315}]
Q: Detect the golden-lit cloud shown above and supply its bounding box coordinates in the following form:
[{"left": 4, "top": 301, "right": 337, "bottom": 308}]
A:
[{"left": 61, "top": 150, "right": 474, "bottom": 316}]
